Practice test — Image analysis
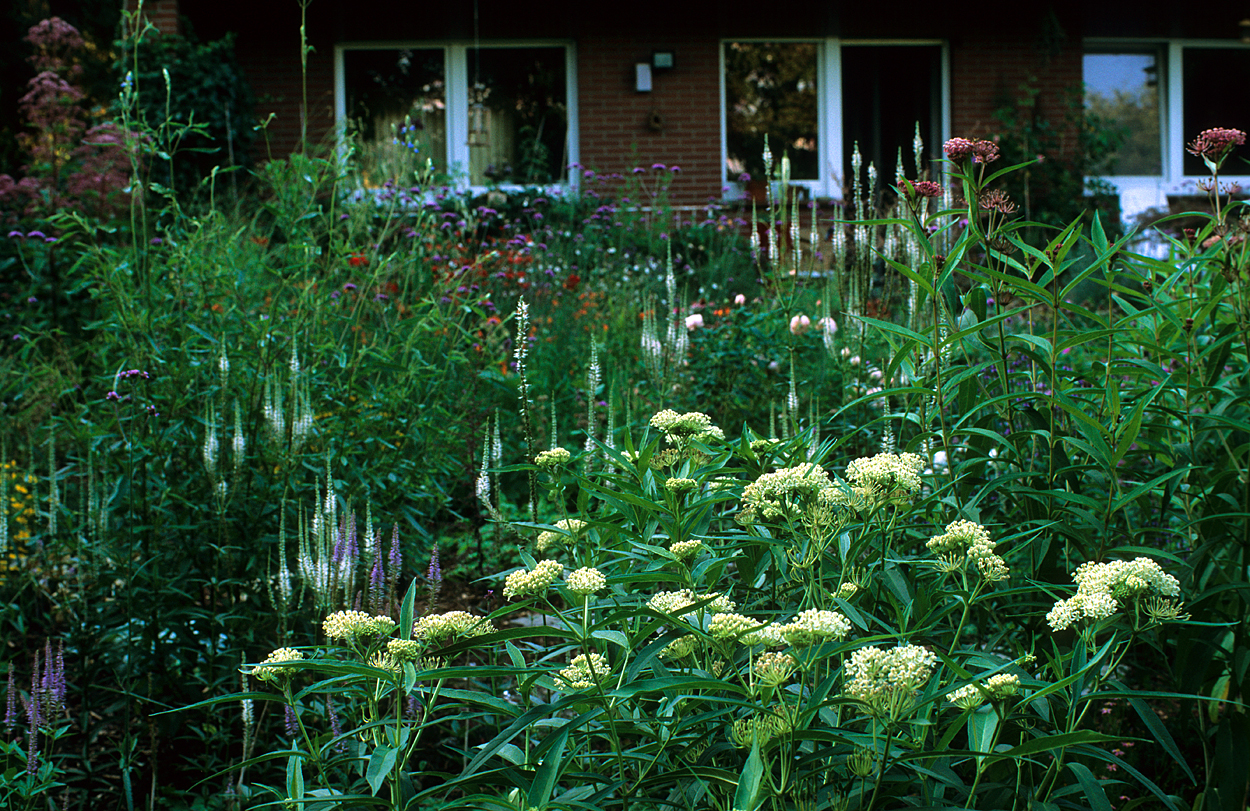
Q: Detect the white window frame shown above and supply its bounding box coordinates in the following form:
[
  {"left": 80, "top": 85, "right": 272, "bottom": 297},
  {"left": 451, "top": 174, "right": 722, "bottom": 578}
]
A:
[
  {"left": 719, "top": 37, "right": 950, "bottom": 202},
  {"left": 334, "top": 40, "right": 579, "bottom": 193},
  {"left": 1085, "top": 38, "right": 1250, "bottom": 220}
]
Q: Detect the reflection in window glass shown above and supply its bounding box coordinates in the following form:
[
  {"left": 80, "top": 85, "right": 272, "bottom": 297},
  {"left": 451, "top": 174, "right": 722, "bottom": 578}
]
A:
[
  {"left": 1182, "top": 48, "right": 1250, "bottom": 176},
  {"left": 1083, "top": 52, "right": 1161, "bottom": 175},
  {"left": 466, "top": 47, "right": 568, "bottom": 185},
  {"left": 724, "top": 42, "right": 819, "bottom": 182},
  {"left": 344, "top": 49, "right": 447, "bottom": 184}
]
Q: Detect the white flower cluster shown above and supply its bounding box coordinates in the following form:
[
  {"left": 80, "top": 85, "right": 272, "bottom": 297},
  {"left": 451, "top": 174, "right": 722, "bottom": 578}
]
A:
[
  {"left": 781, "top": 608, "right": 852, "bottom": 646},
  {"left": 665, "top": 477, "right": 697, "bottom": 494},
  {"left": 413, "top": 611, "right": 495, "bottom": 643},
  {"left": 536, "top": 518, "right": 588, "bottom": 554},
  {"left": 709, "top": 613, "right": 784, "bottom": 646},
  {"left": 927, "top": 519, "right": 1009, "bottom": 582},
  {"left": 753, "top": 651, "right": 798, "bottom": 686},
  {"left": 844, "top": 644, "right": 938, "bottom": 713},
  {"left": 649, "top": 410, "right": 725, "bottom": 446},
  {"left": 945, "top": 673, "right": 1020, "bottom": 709},
  {"left": 503, "top": 560, "right": 564, "bottom": 599},
  {"left": 1047, "top": 557, "right": 1182, "bottom": 631},
  {"left": 845, "top": 452, "right": 925, "bottom": 507},
  {"left": 742, "top": 464, "right": 834, "bottom": 520},
  {"left": 323, "top": 611, "right": 397, "bottom": 642},
  {"left": 535, "top": 447, "right": 572, "bottom": 468},
  {"left": 386, "top": 639, "right": 422, "bottom": 661},
  {"left": 555, "top": 652, "right": 611, "bottom": 690},
  {"left": 669, "top": 539, "right": 704, "bottom": 560},
  {"left": 567, "top": 567, "right": 606, "bottom": 596},
  {"left": 647, "top": 589, "right": 736, "bottom": 617},
  {"left": 252, "top": 647, "right": 304, "bottom": 682}
]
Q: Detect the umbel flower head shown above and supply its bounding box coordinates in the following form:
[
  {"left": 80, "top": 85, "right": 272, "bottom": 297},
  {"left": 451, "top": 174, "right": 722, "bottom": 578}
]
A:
[
  {"left": 555, "top": 652, "right": 611, "bottom": 691},
  {"left": 413, "top": 611, "right": 495, "bottom": 643},
  {"left": 1046, "top": 556, "right": 1183, "bottom": 631},
  {"left": 252, "top": 647, "right": 305, "bottom": 682},
  {"left": 535, "top": 447, "right": 572, "bottom": 468},
  {"left": 741, "top": 463, "right": 835, "bottom": 521},
  {"left": 781, "top": 608, "right": 852, "bottom": 647},
  {"left": 566, "top": 566, "right": 606, "bottom": 596},
  {"left": 503, "top": 559, "right": 563, "bottom": 599},
  {"left": 647, "top": 589, "right": 736, "bottom": 618},
  {"left": 946, "top": 673, "right": 1020, "bottom": 710},
  {"left": 845, "top": 452, "right": 925, "bottom": 508},
  {"left": 536, "top": 518, "right": 588, "bottom": 554},
  {"left": 927, "top": 519, "right": 1009, "bottom": 582},
  {"left": 323, "top": 611, "right": 397, "bottom": 643},
  {"left": 649, "top": 409, "right": 725, "bottom": 447},
  {"left": 844, "top": 644, "right": 938, "bottom": 718},
  {"left": 1187, "top": 127, "right": 1246, "bottom": 164}
]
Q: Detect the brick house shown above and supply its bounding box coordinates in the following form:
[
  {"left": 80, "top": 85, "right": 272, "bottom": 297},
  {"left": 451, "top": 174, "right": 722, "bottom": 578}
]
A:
[{"left": 150, "top": 0, "right": 1249, "bottom": 220}]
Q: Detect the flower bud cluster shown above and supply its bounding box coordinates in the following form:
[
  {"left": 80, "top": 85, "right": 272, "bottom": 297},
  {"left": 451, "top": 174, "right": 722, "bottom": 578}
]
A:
[
  {"left": 323, "top": 611, "right": 397, "bottom": 643},
  {"left": 945, "top": 673, "right": 1019, "bottom": 709},
  {"left": 536, "top": 518, "right": 588, "bottom": 554},
  {"left": 731, "top": 710, "right": 791, "bottom": 749},
  {"left": 742, "top": 463, "right": 834, "bottom": 520},
  {"left": 535, "top": 447, "right": 572, "bottom": 468},
  {"left": 844, "top": 644, "right": 938, "bottom": 715},
  {"left": 566, "top": 566, "right": 606, "bottom": 595},
  {"left": 845, "top": 452, "right": 924, "bottom": 506},
  {"left": 1046, "top": 557, "right": 1182, "bottom": 631},
  {"left": 927, "top": 520, "right": 1009, "bottom": 582},
  {"left": 647, "top": 589, "right": 736, "bottom": 617},
  {"left": 649, "top": 410, "right": 725, "bottom": 446},
  {"left": 252, "top": 647, "right": 305, "bottom": 682},
  {"left": 781, "top": 608, "right": 852, "bottom": 646},
  {"left": 503, "top": 559, "right": 564, "bottom": 599},
  {"left": 753, "top": 651, "right": 798, "bottom": 686},
  {"left": 413, "top": 611, "right": 495, "bottom": 642},
  {"left": 555, "top": 652, "right": 610, "bottom": 690},
  {"left": 669, "top": 539, "right": 704, "bottom": 560}
]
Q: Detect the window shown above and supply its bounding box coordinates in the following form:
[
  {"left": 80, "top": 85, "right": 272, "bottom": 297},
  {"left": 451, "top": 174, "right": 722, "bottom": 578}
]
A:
[
  {"left": 1083, "top": 41, "right": 1250, "bottom": 220},
  {"left": 722, "top": 39, "right": 948, "bottom": 200},
  {"left": 336, "top": 43, "right": 576, "bottom": 189},
  {"left": 1083, "top": 50, "right": 1162, "bottom": 176}
]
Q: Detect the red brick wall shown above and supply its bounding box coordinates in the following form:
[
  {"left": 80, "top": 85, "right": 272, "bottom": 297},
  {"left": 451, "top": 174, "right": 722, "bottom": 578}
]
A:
[
  {"left": 235, "top": 43, "right": 336, "bottom": 160},
  {"left": 577, "top": 33, "right": 724, "bottom": 208},
  {"left": 124, "top": 0, "right": 180, "bottom": 36},
  {"left": 949, "top": 36, "right": 1083, "bottom": 158}
]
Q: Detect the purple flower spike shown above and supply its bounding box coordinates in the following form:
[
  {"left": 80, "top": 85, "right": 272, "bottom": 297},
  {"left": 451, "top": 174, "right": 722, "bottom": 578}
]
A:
[
  {"left": 670, "top": 165, "right": 681, "bottom": 173},
  {"left": 651, "top": 163, "right": 666, "bottom": 171},
  {"left": 4, "top": 663, "right": 16, "bottom": 733},
  {"left": 7, "top": 231, "right": 23, "bottom": 239},
  {"left": 27, "top": 231, "right": 45, "bottom": 240}
]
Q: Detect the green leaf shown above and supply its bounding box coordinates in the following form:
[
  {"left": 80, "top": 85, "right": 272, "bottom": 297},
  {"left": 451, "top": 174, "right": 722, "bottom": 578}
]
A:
[
  {"left": 528, "top": 723, "right": 570, "bottom": 810},
  {"left": 1125, "top": 695, "right": 1195, "bottom": 783},
  {"left": 967, "top": 706, "right": 999, "bottom": 764},
  {"left": 591, "top": 629, "right": 630, "bottom": 650},
  {"left": 286, "top": 754, "right": 305, "bottom": 801},
  {"left": 732, "top": 740, "right": 765, "bottom": 811},
  {"left": 399, "top": 579, "right": 418, "bottom": 641},
  {"left": 1067, "top": 762, "right": 1114, "bottom": 811},
  {"left": 366, "top": 743, "right": 398, "bottom": 795}
]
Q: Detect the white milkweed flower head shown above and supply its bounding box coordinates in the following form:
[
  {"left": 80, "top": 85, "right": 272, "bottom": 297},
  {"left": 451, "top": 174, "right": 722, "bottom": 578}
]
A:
[
  {"left": 741, "top": 463, "right": 834, "bottom": 521},
  {"left": 503, "top": 559, "right": 563, "bottom": 599},
  {"left": 647, "top": 589, "right": 736, "bottom": 617},
  {"left": 323, "top": 611, "right": 397, "bottom": 642},
  {"left": 536, "top": 518, "right": 588, "bottom": 554},
  {"left": 927, "top": 519, "right": 1009, "bottom": 582},
  {"left": 781, "top": 608, "right": 851, "bottom": 646},
  {"left": 413, "top": 611, "right": 495, "bottom": 643},
  {"left": 1047, "top": 557, "right": 1183, "bottom": 631},
  {"left": 844, "top": 452, "right": 925, "bottom": 508},
  {"left": 535, "top": 447, "right": 572, "bottom": 468},
  {"left": 669, "top": 539, "right": 704, "bottom": 561},
  {"left": 649, "top": 409, "right": 725, "bottom": 447},
  {"left": 844, "top": 644, "right": 938, "bottom": 718},
  {"left": 566, "top": 566, "right": 606, "bottom": 596},
  {"left": 251, "top": 647, "right": 305, "bottom": 682},
  {"left": 555, "top": 652, "right": 610, "bottom": 691}
]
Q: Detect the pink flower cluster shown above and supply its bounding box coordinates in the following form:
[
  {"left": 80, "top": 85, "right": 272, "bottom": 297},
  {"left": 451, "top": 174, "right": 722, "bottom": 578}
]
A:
[
  {"left": 943, "top": 137, "right": 1000, "bottom": 164},
  {"left": 1186, "top": 128, "right": 1246, "bottom": 162}
]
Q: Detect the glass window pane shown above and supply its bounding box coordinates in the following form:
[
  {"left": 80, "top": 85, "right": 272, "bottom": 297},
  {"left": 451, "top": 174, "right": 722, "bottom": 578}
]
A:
[
  {"left": 1182, "top": 47, "right": 1250, "bottom": 176},
  {"left": 724, "top": 42, "right": 819, "bottom": 182},
  {"left": 466, "top": 47, "right": 568, "bottom": 185},
  {"left": 344, "top": 48, "right": 447, "bottom": 183},
  {"left": 841, "top": 45, "right": 941, "bottom": 192},
  {"left": 1084, "top": 52, "right": 1161, "bottom": 176}
]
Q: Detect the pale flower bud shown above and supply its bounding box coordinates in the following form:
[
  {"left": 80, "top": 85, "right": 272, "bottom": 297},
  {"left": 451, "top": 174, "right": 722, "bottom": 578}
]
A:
[{"left": 789, "top": 314, "right": 811, "bottom": 335}]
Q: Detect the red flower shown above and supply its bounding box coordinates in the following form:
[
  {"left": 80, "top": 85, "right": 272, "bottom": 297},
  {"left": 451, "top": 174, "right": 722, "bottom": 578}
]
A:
[
  {"left": 348, "top": 253, "right": 368, "bottom": 267},
  {"left": 563, "top": 274, "right": 581, "bottom": 291}
]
